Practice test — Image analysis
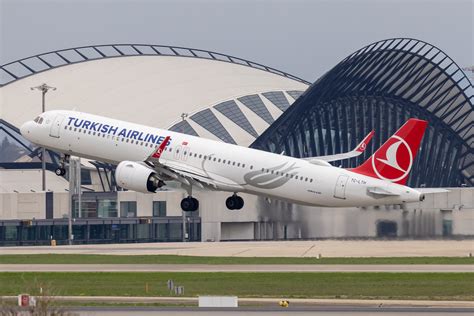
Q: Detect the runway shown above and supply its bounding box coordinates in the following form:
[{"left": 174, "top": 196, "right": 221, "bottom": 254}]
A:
[
  {"left": 1, "top": 240, "right": 473, "bottom": 257},
  {"left": 68, "top": 306, "right": 474, "bottom": 316},
  {"left": 1, "top": 264, "right": 472, "bottom": 272}
]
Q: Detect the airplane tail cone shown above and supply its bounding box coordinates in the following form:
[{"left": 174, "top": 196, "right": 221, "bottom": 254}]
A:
[{"left": 351, "top": 119, "right": 428, "bottom": 185}]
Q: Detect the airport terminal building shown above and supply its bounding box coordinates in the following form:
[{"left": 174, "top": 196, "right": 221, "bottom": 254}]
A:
[{"left": 1, "top": 38, "right": 473, "bottom": 245}]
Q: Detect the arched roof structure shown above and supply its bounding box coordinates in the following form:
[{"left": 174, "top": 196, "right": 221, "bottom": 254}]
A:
[{"left": 252, "top": 38, "right": 473, "bottom": 187}]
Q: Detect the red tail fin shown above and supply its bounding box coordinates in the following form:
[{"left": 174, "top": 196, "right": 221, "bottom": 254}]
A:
[{"left": 351, "top": 119, "right": 428, "bottom": 185}]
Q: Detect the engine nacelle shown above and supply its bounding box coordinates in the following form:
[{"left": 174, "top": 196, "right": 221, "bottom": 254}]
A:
[{"left": 115, "top": 161, "right": 162, "bottom": 193}]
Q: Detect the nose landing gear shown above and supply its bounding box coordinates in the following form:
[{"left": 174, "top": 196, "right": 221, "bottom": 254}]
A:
[
  {"left": 226, "top": 194, "right": 244, "bottom": 210},
  {"left": 55, "top": 154, "right": 70, "bottom": 176}
]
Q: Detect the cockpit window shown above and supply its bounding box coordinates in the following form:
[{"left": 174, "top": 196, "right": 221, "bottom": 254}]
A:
[{"left": 34, "top": 116, "right": 44, "bottom": 124}]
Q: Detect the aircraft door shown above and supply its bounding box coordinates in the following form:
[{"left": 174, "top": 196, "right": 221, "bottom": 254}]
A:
[
  {"left": 334, "top": 174, "right": 349, "bottom": 199},
  {"left": 49, "top": 114, "right": 65, "bottom": 138}
]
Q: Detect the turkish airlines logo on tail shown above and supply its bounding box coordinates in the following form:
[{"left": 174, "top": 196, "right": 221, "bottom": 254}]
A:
[{"left": 371, "top": 135, "right": 413, "bottom": 182}]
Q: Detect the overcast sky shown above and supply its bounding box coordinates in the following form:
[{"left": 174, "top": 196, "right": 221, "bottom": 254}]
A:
[{"left": 1, "top": 0, "right": 472, "bottom": 81}]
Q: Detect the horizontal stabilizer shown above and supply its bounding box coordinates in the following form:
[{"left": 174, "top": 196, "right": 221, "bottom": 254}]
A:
[
  {"left": 367, "top": 187, "right": 400, "bottom": 196},
  {"left": 416, "top": 188, "right": 450, "bottom": 194}
]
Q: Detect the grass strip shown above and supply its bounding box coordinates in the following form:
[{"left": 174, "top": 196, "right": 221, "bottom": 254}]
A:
[
  {"left": 0, "top": 272, "right": 472, "bottom": 301},
  {"left": 0, "top": 254, "right": 473, "bottom": 265}
]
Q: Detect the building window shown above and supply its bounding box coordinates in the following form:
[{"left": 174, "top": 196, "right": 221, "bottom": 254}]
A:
[
  {"left": 153, "top": 201, "right": 167, "bottom": 217},
  {"left": 73, "top": 200, "right": 97, "bottom": 218},
  {"left": 120, "top": 201, "right": 137, "bottom": 218},
  {"left": 98, "top": 200, "right": 118, "bottom": 218}
]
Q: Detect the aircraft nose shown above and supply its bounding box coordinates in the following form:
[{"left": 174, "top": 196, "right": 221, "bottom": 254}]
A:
[{"left": 20, "top": 121, "right": 32, "bottom": 137}]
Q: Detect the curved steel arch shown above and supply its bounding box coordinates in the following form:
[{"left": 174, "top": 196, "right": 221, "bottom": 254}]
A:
[
  {"left": 0, "top": 44, "right": 310, "bottom": 87},
  {"left": 252, "top": 38, "right": 473, "bottom": 187}
]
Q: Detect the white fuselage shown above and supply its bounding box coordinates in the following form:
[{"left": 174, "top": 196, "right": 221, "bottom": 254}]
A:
[{"left": 20, "top": 110, "right": 423, "bottom": 207}]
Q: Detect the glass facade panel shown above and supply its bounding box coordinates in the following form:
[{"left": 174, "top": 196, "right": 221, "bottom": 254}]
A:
[
  {"left": 89, "top": 224, "right": 102, "bottom": 240},
  {"left": 190, "top": 109, "right": 236, "bottom": 144},
  {"left": 168, "top": 120, "right": 199, "bottom": 136},
  {"left": 262, "top": 91, "right": 291, "bottom": 112},
  {"left": 156, "top": 223, "right": 168, "bottom": 241},
  {"left": 120, "top": 201, "right": 137, "bottom": 217},
  {"left": 5, "top": 226, "right": 18, "bottom": 240},
  {"left": 286, "top": 90, "right": 304, "bottom": 101},
  {"left": 137, "top": 224, "right": 150, "bottom": 239},
  {"left": 214, "top": 100, "right": 258, "bottom": 138},
  {"left": 168, "top": 223, "right": 182, "bottom": 241},
  {"left": 237, "top": 94, "right": 274, "bottom": 125},
  {"left": 153, "top": 201, "right": 167, "bottom": 217},
  {"left": 0, "top": 218, "right": 201, "bottom": 245}
]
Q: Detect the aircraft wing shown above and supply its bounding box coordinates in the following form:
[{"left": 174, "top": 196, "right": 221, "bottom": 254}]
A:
[
  {"left": 302, "top": 130, "right": 374, "bottom": 164},
  {"left": 145, "top": 136, "right": 243, "bottom": 191},
  {"left": 154, "top": 160, "right": 244, "bottom": 191}
]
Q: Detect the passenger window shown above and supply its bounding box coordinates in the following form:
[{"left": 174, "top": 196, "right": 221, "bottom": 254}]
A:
[
  {"left": 213, "top": 157, "right": 217, "bottom": 161},
  {"left": 237, "top": 163, "right": 240, "bottom": 167},
  {"left": 242, "top": 164, "right": 245, "bottom": 168},
  {"left": 223, "top": 160, "right": 226, "bottom": 163},
  {"left": 295, "top": 176, "right": 298, "bottom": 180}
]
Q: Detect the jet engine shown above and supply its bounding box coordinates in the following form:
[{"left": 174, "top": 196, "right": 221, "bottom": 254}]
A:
[{"left": 115, "top": 161, "right": 163, "bottom": 193}]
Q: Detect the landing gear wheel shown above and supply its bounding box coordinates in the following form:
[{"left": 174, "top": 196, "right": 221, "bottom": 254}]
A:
[
  {"left": 55, "top": 167, "right": 66, "bottom": 176},
  {"left": 236, "top": 196, "right": 244, "bottom": 209},
  {"left": 56, "top": 154, "right": 70, "bottom": 177},
  {"left": 226, "top": 195, "right": 244, "bottom": 210},
  {"left": 180, "top": 196, "right": 199, "bottom": 212}
]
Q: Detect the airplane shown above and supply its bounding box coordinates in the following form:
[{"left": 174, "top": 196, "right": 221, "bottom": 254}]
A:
[{"left": 21, "top": 110, "right": 431, "bottom": 212}]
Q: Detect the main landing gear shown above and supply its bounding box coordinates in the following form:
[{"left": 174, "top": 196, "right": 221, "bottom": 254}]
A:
[
  {"left": 55, "top": 154, "right": 70, "bottom": 176},
  {"left": 226, "top": 194, "right": 244, "bottom": 210},
  {"left": 180, "top": 196, "right": 199, "bottom": 212}
]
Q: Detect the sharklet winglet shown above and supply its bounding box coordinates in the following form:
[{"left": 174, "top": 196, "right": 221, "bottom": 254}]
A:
[{"left": 152, "top": 136, "right": 171, "bottom": 159}]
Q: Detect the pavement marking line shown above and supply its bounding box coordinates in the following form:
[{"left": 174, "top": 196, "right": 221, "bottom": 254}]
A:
[
  {"left": 301, "top": 244, "right": 316, "bottom": 257},
  {"left": 0, "top": 264, "right": 473, "bottom": 272}
]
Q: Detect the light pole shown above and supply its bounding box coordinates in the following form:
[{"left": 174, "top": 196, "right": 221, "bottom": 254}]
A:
[{"left": 30, "top": 83, "right": 56, "bottom": 191}]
